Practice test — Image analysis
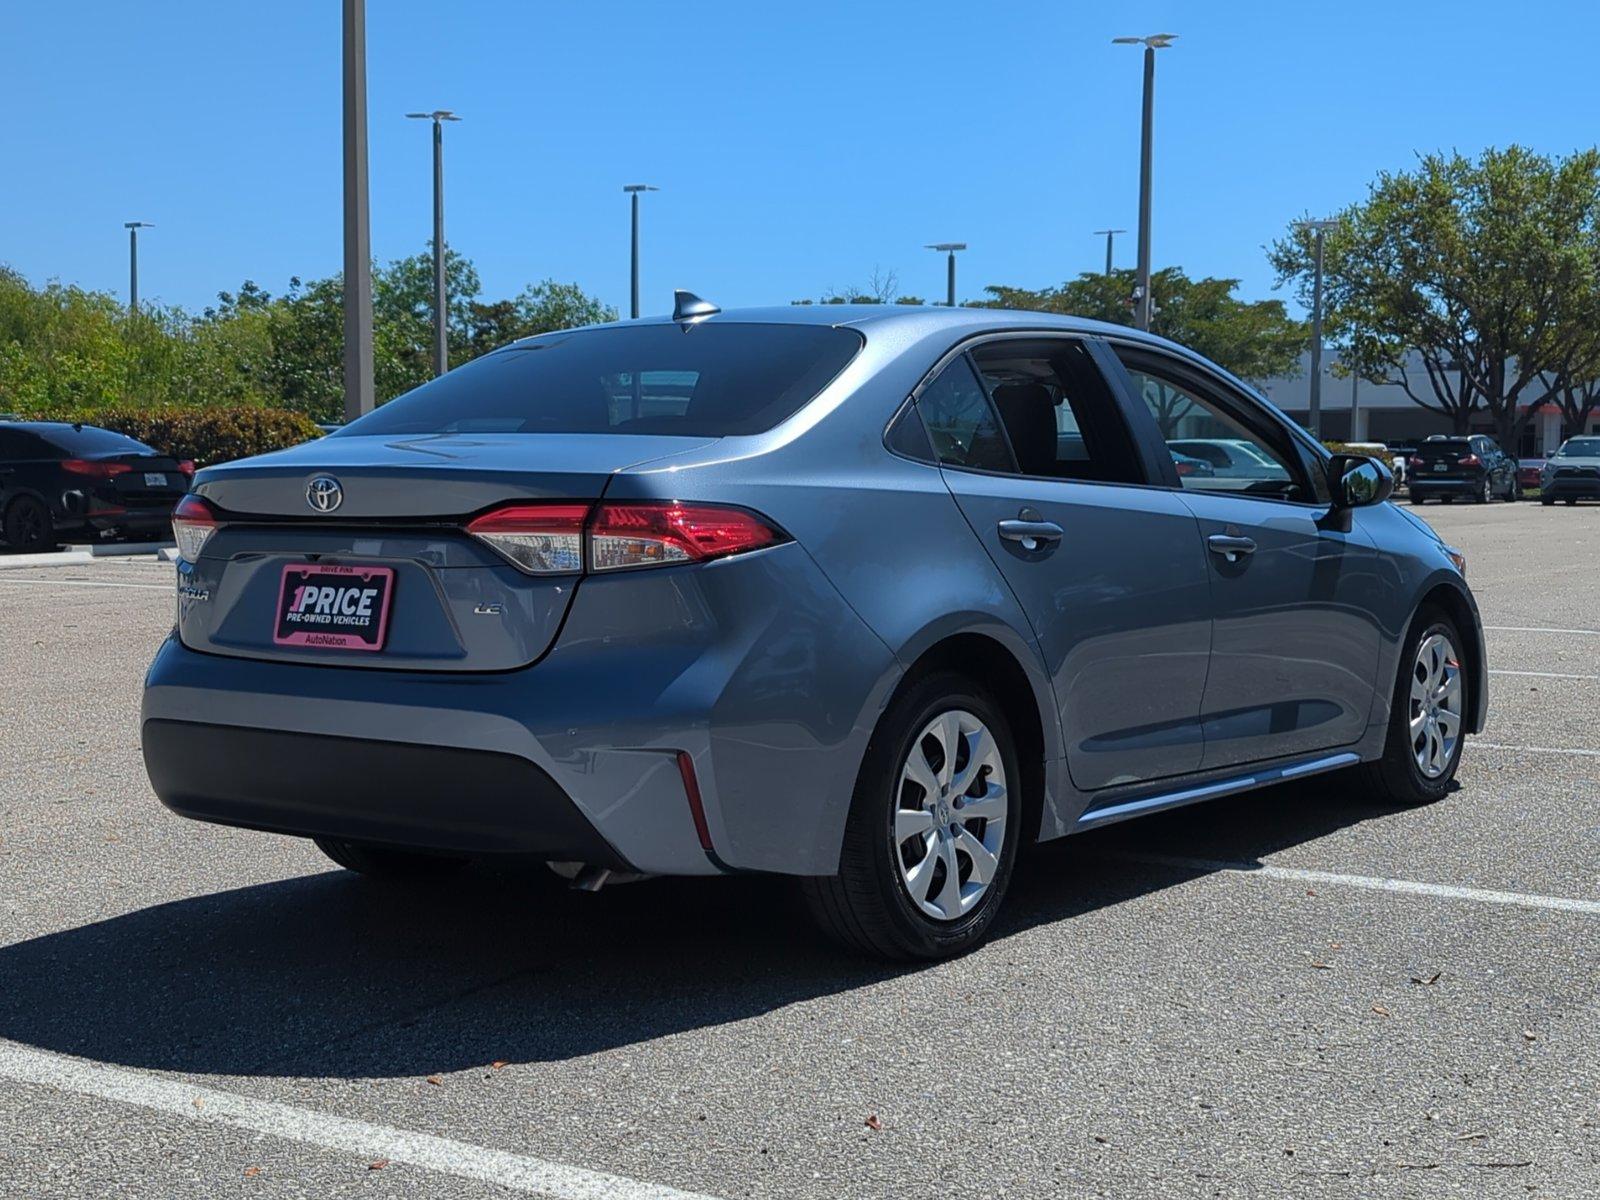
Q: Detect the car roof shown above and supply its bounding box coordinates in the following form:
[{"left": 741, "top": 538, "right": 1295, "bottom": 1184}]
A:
[{"left": 558, "top": 303, "right": 1178, "bottom": 347}]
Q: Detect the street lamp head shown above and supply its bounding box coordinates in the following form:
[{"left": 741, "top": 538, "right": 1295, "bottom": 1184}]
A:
[
  {"left": 124, "top": 221, "right": 154, "bottom": 230},
  {"left": 405, "top": 110, "right": 460, "bottom": 122},
  {"left": 1092, "top": 228, "right": 1126, "bottom": 236},
  {"left": 1114, "top": 33, "right": 1177, "bottom": 48},
  {"left": 1295, "top": 217, "right": 1343, "bottom": 232},
  {"left": 623, "top": 184, "right": 660, "bottom": 194},
  {"left": 925, "top": 243, "right": 967, "bottom": 253}
]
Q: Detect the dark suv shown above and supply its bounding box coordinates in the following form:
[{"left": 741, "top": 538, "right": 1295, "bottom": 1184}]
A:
[
  {"left": 1406, "top": 435, "right": 1518, "bottom": 504},
  {"left": 0, "top": 421, "right": 192, "bottom": 553}
]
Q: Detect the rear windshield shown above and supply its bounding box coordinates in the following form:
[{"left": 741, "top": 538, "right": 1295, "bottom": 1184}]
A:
[
  {"left": 1418, "top": 439, "right": 1470, "bottom": 454},
  {"left": 336, "top": 322, "right": 864, "bottom": 439},
  {"left": 38, "top": 425, "right": 154, "bottom": 456}
]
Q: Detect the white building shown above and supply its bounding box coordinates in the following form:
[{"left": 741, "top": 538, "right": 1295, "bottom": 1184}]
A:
[{"left": 1254, "top": 351, "right": 1596, "bottom": 453}]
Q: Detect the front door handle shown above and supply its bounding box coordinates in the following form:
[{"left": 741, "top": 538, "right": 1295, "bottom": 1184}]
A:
[
  {"left": 998, "top": 519, "right": 1064, "bottom": 551},
  {"left": 1207, "top": 533, "right": 1257, "bottom": 563}
]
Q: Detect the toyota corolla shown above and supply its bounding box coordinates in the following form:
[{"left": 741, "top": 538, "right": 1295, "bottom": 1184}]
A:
[{"left": 141, "top": 297, "right": 1486, "bottom": 960}]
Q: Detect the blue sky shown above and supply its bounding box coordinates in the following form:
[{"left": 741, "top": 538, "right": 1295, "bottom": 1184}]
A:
[{"left": 6, "top": 1, "right": 1600, "bottom": 318}]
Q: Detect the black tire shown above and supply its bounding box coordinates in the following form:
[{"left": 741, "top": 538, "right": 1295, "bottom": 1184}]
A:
[
  {"left": 1357, "top": 608, "right": 1467, "bottom": 807},
  {"left": 314, "top": 837, "right": 468, "bottom": 879},
  {"left": 802, "top": 671, "right": 1022, "bottom": 961},
  {"left": 2, "top": 495, "right": 56, "bottom": 554},
  {"left": 1565, "top": 497, "right": 1578, "bottom": 506},
  {"left": 1409, "top": 494, "right": 1426, "bottom": 505},
  {"left": 1541, "top": 496, "right": 1555, "bottom": 507},
  {"left": 1471, "top": 477, "right": 1490, "bottom": 504},
  {"left": 1441, "top": 495, "right": 1455, "bottom": 504}
]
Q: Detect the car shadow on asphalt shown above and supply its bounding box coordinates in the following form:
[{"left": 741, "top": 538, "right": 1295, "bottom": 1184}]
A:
[{"left": 0, "top": 776, "right": 1412, "bottom": 1079}]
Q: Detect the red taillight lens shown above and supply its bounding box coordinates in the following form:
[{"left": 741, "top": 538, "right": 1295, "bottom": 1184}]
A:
[
  {"left": 1175, "top": 459, "right": 1196, "bottom": 477},
  {"left": 62, "top": 458, "right": 132, "bottom": 478},
  {"left": 466, "top": 504, "right": 588, "bottom": 574},
  {"left": 1458, "top": 453, "right": 1481, "bottom": 466},
  {"left": 1409, "top": 456, "right": 1425, "bottom": 467},
  {"left": 171, "top": 494, "right": 218, "bottom": 563},
  {"left": 589, "top": 502, "right": 783, "bottom": 571},
  {"left": 177, "top": 460, "right": 196, "bottom": 476},
  {"left": 464, "top": 501, "right": 785, "bottom": 575}
]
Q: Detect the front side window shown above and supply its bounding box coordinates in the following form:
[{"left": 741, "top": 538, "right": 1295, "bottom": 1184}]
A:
[
  {"left": 915, "top": 356, "right": 1015, "bottom": 473},
  {"left": 338, "top": 322, "right": 863, "bottom": 439},
  {"left": 1118, "top": 355, "right": 1308, "bottom": 501}
]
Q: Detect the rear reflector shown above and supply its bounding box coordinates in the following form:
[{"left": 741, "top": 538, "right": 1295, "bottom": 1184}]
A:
[
  {"left": 466, "top": 504, "right": 588, "bottom": 574},
  {"left": 465, "top": 501, "right": 785, "bottom": 575},
  {"left": 171, "top": 494, "right": 218, "bottom": 563},
  {"left": 589, "top": 502, "right": 782, "bottom": 571}
]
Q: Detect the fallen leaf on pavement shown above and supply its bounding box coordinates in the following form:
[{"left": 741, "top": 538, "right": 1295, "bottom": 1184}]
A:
[
  {"left": 864, "top": 1114, "right": 883, "bottom": 1131},
  {"left": 1411, "top": 971, "right": 1442, "bottom": 986},
  {"left": 1092, "top": 1134, "right": 1109, "bottom": 1144},
  {"left": 425, "top": 1074, "right": 443, "bottom": 1086},
  {"left": 368, "top": 1159, "right": 389, "bottom": 1171},
  {"left": 1522, "top": 1030, "right": 1537, "bottom": 1042},
  {"left": 1309, "top": 961, "right": 1332, "bottom": 970},
  {"left": 243, "top": 1166, "right": 261, "bottom": 1177},
  {"left": 1372, "top": 1004, "right": 1392, "bottom": 1017},
  {"left": 490, "top": 1061, "right": 508, "bottom": 1070},
  {"left": 1454, "top": 1131, "right": 1488, "bottom": 1141}
]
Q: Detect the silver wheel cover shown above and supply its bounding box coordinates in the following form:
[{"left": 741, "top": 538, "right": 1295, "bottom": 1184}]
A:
[
  {"left": 893, "top": 710, "right": 1008, "bottom": 921},
  {"left": 1410, "top": 631, "right": 1463, "bottom": 779}
]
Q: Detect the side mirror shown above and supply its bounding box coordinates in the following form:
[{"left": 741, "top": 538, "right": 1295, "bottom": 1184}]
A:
[
  {"left": 1319, "top": 454, "right": 1393, "bottom": 531},
  {"left": 1333, "top": 454, "right": 1394, "bottom": 507}
]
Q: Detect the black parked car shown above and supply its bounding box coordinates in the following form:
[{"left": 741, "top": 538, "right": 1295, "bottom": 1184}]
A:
[
  {"left": 1406, "top": 435, "right": 1518, "bottom": 504},
  {"left": 0, "top": 421, "right": 193, "bottom": 553}
]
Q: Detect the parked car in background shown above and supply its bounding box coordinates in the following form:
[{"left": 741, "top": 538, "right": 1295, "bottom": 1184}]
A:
[
  {"left": 1539, "top": 436, "right": 1600, "bottom": 505},
  {"left": 1166, "top": 437, "right": 1292, "bottom": 486},
  {"left": 142, "top": 303, "right": 1486, "bottom": 961},
  {"left": 1518, "top": 457, "right": 1547, "bottom": 494},
  {"left": 0, "top": 420, "right": 193, "bottom": 553},
  {"left": 1169, "top": 448, "right": 1215, "bottom": 479},
  {"left": 1388, "top": 444, "right": 1418, "bottom": 487},
  {"left": 1406, "top": 435, "right": 1518, "bottom": 503}
]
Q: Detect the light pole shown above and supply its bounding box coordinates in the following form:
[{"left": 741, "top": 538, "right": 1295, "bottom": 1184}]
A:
[
  {"left": 123, "top": 222, "right": 153, "bottom": 314},
  {"left": 623, "top": 185, "right": 659, "bottom": 319},
  {"left": 342, "top": 0, "right": 375, "bottom": 421},
  {"left": 1112, "top": 33, "right": 1176, "bottom": 330},
  {"left": 925, "top": 243, "right": 966, "bottom": 307},
  {"left": 1297, "top": 218, "right": 1340, "bottom": 439},
  {"left": 1093, "top": 228, "right": 1125, "bottom": 277},
  {"left": 406, "top": 110, "right": 461, "bottom": 377}
]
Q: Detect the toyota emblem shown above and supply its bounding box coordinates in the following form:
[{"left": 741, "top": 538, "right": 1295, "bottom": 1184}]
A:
[{"left": 306, "top": 476, "right": 344, "bottom": 513}]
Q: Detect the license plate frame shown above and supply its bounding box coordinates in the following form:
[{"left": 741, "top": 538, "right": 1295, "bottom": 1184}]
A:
[{"left": 273, "top": 564, "right": 394, "bottom": 652}]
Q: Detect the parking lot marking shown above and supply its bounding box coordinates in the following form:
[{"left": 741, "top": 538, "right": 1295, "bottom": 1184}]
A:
[
  {"left": 0, "top": 576, "right": 170, "bottom": 591},
  {"left": 1485, "top": 624, "right": 1600, "bottom": 636},
  {"left": 0, "top": 1041, "right": 722, "bottom": 1200},
  {"left": 1490, "top": 669, "right": 1600, "bottom": 681},
  {"left": 1471, "top": 741, "right": 1600, "bottom": 759},
  {"left": 1112, "top": 853, "right": 1600, "bottom": 916}
]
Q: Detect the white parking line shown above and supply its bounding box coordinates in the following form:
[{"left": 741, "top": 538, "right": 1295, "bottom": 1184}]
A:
[
  {"left": 1490, "top": 669, "right": 1600, "bottom": 681},
  {"left": 0, "top": 577, "right": 170, "bottom": 591},
  {"left": 1472, "top": 741, "right": 1600, "bottom": 759},
  {"left": 1485, "top": 624, "right": 1600, "bottom": 636},
  {"left": 0, "top": 1040, "right": 720, "bottom": 1200},
  {"left": 1113, "top": 853, "right": 1600, "bottom": 916}
]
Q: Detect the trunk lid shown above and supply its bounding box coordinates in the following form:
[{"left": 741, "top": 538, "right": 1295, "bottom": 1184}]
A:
[
  {"left": 1412, "top": 439, "right": 1477, "bottom": 480},
  {"left": 177, "top": 432, "right": 716, "bottom": 671}
]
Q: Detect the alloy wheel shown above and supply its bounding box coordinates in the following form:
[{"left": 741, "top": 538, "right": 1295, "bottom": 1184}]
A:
[
  {"left": 1410, "top": 631, "right": 1463, "bottom": 779},
  {"left": 893, "top": 710, "right": 1008, "bottom": 921}
]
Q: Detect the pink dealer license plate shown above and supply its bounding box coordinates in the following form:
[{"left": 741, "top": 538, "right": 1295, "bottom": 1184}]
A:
[{"left": 273, "top": 564, "right": 394, "bottom": 652}]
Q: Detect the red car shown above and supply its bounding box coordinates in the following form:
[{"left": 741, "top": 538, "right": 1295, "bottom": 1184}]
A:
[{"left": 1518, "top": 458, "right": 1546, "bottom": 493}]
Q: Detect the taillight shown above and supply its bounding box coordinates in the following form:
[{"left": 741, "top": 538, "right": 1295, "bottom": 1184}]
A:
[
  {"left": 1458, "top": 453, "right": 1481, "bottom": 466},
  {"left": 171, "top": 494, "right": 218, "bottom": 563},
  {"left": 466, "top": 504, "right": 588, "bottom": 574},
  {"left": 62, "top": 458, "right": 132, "bottom": 478},
  {"left": 589, "top": 502, "right": 783, "bottom": 571},
  {"left": 465, "top": 501, "right": 785, "bottom": 575},
  {"left": 1174, "top": 459, "right": 1196, "bottom": 477},
  {"left": 1409, "top": 455, "right": 1425, "bottom": 467},
  {"left": 177, "top": 460, "right": 196, "bottom": 476}
]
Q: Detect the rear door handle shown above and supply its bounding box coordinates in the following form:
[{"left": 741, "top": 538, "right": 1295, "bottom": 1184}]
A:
[
  {"left": 1207, "top": 533, "right": 1257, "bottom": 563},
  {"left": 998, "top": 519, "right": 1064, "bottom": 550}
]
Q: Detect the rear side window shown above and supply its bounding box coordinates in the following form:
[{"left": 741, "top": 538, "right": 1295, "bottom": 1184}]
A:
[
  {"left": 916, "top": 356, "right": 1016, "bottom": 473},
  {"left": 36, "top": 425, "right": 153, "bottom": 456},
  {"left": 338, "top": 323, "right": 863, "bottom": 438}
]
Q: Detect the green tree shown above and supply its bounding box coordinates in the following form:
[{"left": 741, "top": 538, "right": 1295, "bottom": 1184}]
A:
[
  {"left": 979, "top": 268, "right": 1307, "bottom": 384},
  {"left": 1269, "top": 146, "right": 1600, "bottom": 446}
]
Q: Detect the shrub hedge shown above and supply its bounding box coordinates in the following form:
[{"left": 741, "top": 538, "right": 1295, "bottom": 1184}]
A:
[{"left": 64, "top": 406, "right": 323, "bottom": 468}]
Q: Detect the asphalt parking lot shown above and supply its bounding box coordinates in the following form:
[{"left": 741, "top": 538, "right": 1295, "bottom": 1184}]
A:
[{"left": 1, "top": 500, "right": 1597, "bottom": 1199}]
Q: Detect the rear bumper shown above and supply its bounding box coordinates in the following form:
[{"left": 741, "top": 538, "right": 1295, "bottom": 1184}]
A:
[
  {"left": 143, "top": 719, "right": 629, "bottom": 866},
  {"left": 140, "top": 542, "right": 899, "bottom": 877},
  {"left": 1408, "top": 477, "right": 1481, "bottom": 495}
]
